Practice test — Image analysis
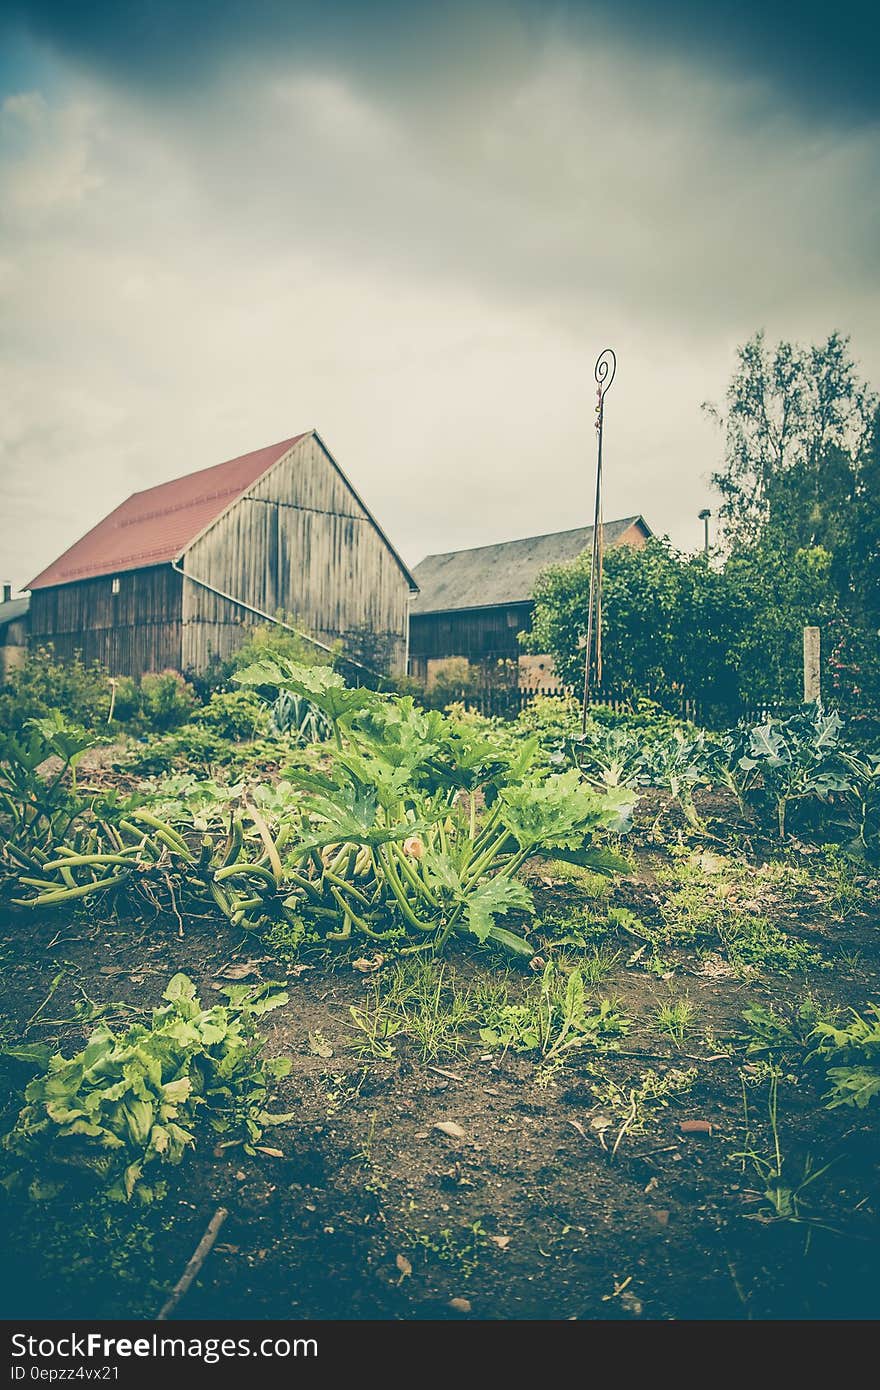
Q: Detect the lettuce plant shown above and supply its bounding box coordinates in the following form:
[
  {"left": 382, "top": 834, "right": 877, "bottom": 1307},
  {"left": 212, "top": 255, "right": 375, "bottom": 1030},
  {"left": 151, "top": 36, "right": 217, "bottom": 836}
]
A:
[{"left": 3, "top": 974, "right": 292, "bottom": 1203}]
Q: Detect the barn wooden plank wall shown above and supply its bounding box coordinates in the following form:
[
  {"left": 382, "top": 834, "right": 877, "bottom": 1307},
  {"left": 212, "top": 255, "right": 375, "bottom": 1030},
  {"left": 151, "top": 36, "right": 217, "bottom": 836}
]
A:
[
  {"left": 29, "top": 567, "right": 184, "bottom": 676},
  {"left": 180, "top": 434, "right": 411, "bottom": 673}
]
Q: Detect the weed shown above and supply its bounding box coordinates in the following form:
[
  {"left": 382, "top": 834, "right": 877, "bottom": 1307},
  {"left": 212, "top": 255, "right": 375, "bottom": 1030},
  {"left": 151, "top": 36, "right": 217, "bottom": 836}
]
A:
[
  {"left": 408, "top": 1219, "right": 488, "bottom": 1279},
  {"left": 321, "top": 1070, "right": 368, "bottom": 1118},
  {"left": 479, "top": 962, "right": 628, "bottom": 1075},
  {"left": 383, "top": 961, "right": 475, "bottom": 1062},
  {"left": 809, "top": 846, "right": 871, "bottom": 919},
  {"left": 737, "top": 996, "right": 835, "bottom": 1064},
  {"left": 590, "top": 1066, "right": 698, "bottom": 1155},
  {"left": 355, "top": 1112, "right": 379, "bottom": 1167},
  {"left": 347, "top": 992, "right": 404, "bottom": 1059},
  {"left": 645, "top": 952, "right": 676, "bottom": 979},
  {"left": 722, "top": 915, "right": 823, "bottom": 973},
  {"left": 812, "top": 1004, "right": 880, "bottom": 1109},
  {"left": 654, "top": 994, "right": 698, "bottom": 1047},
  {"left": 574, "top": 945, "right": 622, "bottom": 985},
  {"left": 538, "top": 861, "right": 615, "bottom": 897},
  {"left": 543, "top": 908, "right": 613, "bottom": 950},
  {"left": 654, "top": 856, "right": 824, "bottom": 972},
  {"left": 265, "top": 916, "right": 312, "bottom": 960},
  {"left": 346, "top": 962, "right": 477, "bottom": 1062},
  {"left": 836, "top": 948, "right": 864, "bottom": 973},
  {"left": 469, "top": 973, "right": 516, "bottom": 1019},
  {"left": 732, "top": 1071, "right": 837, "bottom": 1242}
]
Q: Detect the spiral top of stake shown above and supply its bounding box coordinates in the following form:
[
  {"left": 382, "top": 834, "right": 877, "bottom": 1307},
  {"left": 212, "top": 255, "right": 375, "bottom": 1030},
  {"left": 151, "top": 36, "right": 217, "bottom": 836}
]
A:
[{"left": 595, "top": 346, "right": 616, "bottom": 398}]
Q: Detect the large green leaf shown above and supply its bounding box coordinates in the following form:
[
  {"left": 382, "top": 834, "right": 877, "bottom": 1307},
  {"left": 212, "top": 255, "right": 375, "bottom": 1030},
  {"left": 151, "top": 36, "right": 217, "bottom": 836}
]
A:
[
  {"left": 463, "top": 877, "right": 535, "bottom": 943},
  {"left": 233, "top": 660, "right": 377, "bottom": 723},
  {"left": 499, "top": 770, "right": 631, "bottom": 851},
  {"left": 26, "top": 713, "right": 99, "bottom": 768}
]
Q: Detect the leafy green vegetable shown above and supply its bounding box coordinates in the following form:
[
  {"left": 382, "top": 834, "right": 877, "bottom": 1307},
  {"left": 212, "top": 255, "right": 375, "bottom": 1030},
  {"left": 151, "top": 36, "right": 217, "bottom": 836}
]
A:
[
  {"left": 735, "top": 705, "right": 847, "bottom": 838},
  {"left": 3, "top": 974, "right": 293, "bottom": 1203},
  {"left": 812, "top": 1004, "right": 880, "bottom": 1110}
]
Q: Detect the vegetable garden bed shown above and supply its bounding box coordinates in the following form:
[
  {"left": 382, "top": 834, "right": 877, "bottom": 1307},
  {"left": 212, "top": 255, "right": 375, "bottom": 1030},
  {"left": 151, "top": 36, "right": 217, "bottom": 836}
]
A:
[{"left": 1, "top": 675, "right": 879, "bottom": 1320}]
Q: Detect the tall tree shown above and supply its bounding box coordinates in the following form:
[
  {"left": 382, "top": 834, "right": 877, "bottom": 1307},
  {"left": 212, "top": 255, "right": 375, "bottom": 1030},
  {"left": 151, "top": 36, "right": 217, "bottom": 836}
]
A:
[
  {"left": 851, "top": 405, "right": 880, "bottom": 628},
  {"left": 704, "top": 331, "right": 877, "bottom": 549}
]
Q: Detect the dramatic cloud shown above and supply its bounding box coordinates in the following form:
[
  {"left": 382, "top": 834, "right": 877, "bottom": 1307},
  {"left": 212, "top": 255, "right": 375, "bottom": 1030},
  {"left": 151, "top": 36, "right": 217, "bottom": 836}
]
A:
[
  {"left": 1, "top": 2, "right": 878, "bottom": 591},
  {"left": 7, "top": 2, "right": 879, "bottom": 122}
]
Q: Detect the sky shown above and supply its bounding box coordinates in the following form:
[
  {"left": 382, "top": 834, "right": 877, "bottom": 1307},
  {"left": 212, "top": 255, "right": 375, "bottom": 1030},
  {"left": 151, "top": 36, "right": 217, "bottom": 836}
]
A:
[{"left": 1, "top": 1, "right": 879, "bottom": 593}]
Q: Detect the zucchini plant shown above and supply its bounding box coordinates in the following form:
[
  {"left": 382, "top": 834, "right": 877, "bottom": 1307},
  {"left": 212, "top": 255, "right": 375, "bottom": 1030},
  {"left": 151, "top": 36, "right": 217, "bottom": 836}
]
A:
[
  {"left": 231, "top": 661, "right": 633, "bottom": 957},
  {"left": 6, "top": 663, "right": 633, "bottom": 960},
  {"left": 0, "top": 714, "right": 99, "bottom": 861}
]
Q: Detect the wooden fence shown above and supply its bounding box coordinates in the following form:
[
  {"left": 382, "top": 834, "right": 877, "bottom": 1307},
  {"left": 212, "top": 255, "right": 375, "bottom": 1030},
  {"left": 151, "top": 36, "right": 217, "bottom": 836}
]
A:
[
  {"left": 430, "top": 685, "right": 811, "bottom": 728},
  {"left": 433, "top": 685, "right": 707, "bottom": 722}
]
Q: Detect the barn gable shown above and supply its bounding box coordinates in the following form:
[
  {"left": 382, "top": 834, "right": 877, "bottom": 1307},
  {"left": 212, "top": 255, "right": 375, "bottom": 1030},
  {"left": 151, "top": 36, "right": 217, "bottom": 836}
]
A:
[{"left": 179, "top": 432, "right": 417, "bottom": 671}]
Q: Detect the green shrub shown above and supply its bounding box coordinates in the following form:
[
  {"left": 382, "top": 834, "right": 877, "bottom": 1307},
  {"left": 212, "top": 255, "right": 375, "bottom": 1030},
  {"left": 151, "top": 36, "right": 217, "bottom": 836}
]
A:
[
  {"left": 137, "top": 672, "right": 197, "bottom": 732},
  {"left": 0, "top": 646, "right": 111, "bottom": 734},
  {"left": 123, "top": 725, "right": 289, "bottom": 777},
  {"left": 230, "top": 621, "right": 336, "bottom": 673},
  {"left": 425, "top": 657, "right": 480, "bottom": 707},
  {"left": 586, "top": 698, "right": 695, "bottom": 741},
  {"left": 515, "top": 694, "right": 580, "bottom": 745},
  {"left": 108, "top": 677, "right": 140, "bottom": 724},
  {"left": 193, "top": 688, "right": 270, "bottom": 740}
]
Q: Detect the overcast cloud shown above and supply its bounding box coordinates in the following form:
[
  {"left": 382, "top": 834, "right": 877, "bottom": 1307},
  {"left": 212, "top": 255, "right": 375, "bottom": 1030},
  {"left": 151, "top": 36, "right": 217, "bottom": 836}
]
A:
[{"left": 1, "top": 1, "right": 878, "bottom": 592}]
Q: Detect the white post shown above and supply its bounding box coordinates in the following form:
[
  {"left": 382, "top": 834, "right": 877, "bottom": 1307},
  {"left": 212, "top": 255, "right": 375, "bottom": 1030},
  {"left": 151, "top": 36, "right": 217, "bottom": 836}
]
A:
[{"left": 803, "top": 626, "right": 821, "bottom": 704}]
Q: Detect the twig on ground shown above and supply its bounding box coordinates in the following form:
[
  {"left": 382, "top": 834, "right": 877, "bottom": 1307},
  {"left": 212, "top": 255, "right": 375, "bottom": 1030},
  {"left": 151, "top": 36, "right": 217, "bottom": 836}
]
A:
[
  {"left": 157, "top": 1207, "right": 229, "bottom": 1321},
  {"left": 24, "top": 969, "right": 66, "bottom": 1031},
  {"left": 165, "top": 874, "right": 185, "bottom": 938},
  {"left": 634, "top": 1142, "right": 680, "bottom": 1159}
]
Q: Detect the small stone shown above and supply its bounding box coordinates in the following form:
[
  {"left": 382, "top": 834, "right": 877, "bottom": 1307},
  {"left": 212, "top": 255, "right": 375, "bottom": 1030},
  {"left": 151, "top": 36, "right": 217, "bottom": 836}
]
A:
[{"left": 434, "top": 1121, "right": 467, "bottom": 1140}]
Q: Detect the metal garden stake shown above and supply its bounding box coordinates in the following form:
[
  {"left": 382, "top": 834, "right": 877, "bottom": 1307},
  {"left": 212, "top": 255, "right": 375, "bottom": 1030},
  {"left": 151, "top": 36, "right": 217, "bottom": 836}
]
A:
[{"left": 582, "top": 347, "right": 616, "bottom": 731}]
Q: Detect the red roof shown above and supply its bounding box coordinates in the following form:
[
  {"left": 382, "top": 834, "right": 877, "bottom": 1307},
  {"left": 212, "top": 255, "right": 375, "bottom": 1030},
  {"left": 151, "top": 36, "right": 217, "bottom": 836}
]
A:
[{"left": 28, "top": 435, "right": 308, "bottom": 590}]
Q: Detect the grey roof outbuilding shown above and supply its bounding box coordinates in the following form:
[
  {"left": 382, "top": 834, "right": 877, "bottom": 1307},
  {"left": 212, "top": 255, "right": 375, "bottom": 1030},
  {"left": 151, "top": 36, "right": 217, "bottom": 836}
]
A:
[
  {"left": 410, "top": 517, "right": 650, "bottom": 615},
  {"left": 0, "top": 596, "right": 29, "bottom": 634}
]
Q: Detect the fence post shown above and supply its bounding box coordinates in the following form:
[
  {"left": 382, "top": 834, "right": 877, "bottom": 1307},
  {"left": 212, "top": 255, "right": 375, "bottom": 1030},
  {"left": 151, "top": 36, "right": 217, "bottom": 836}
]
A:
[{"left": 803, "top": 626, "right": 821, "bottom": 704}]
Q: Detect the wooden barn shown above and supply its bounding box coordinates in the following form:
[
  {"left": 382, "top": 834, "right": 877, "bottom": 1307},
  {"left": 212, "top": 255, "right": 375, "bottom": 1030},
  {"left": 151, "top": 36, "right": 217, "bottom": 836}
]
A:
[
  {"left": 28, "top": 431, "right": 418, "bottom": 678},
  {"left": 408, "top": 516, "right": 651, "bottom": 688}
]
